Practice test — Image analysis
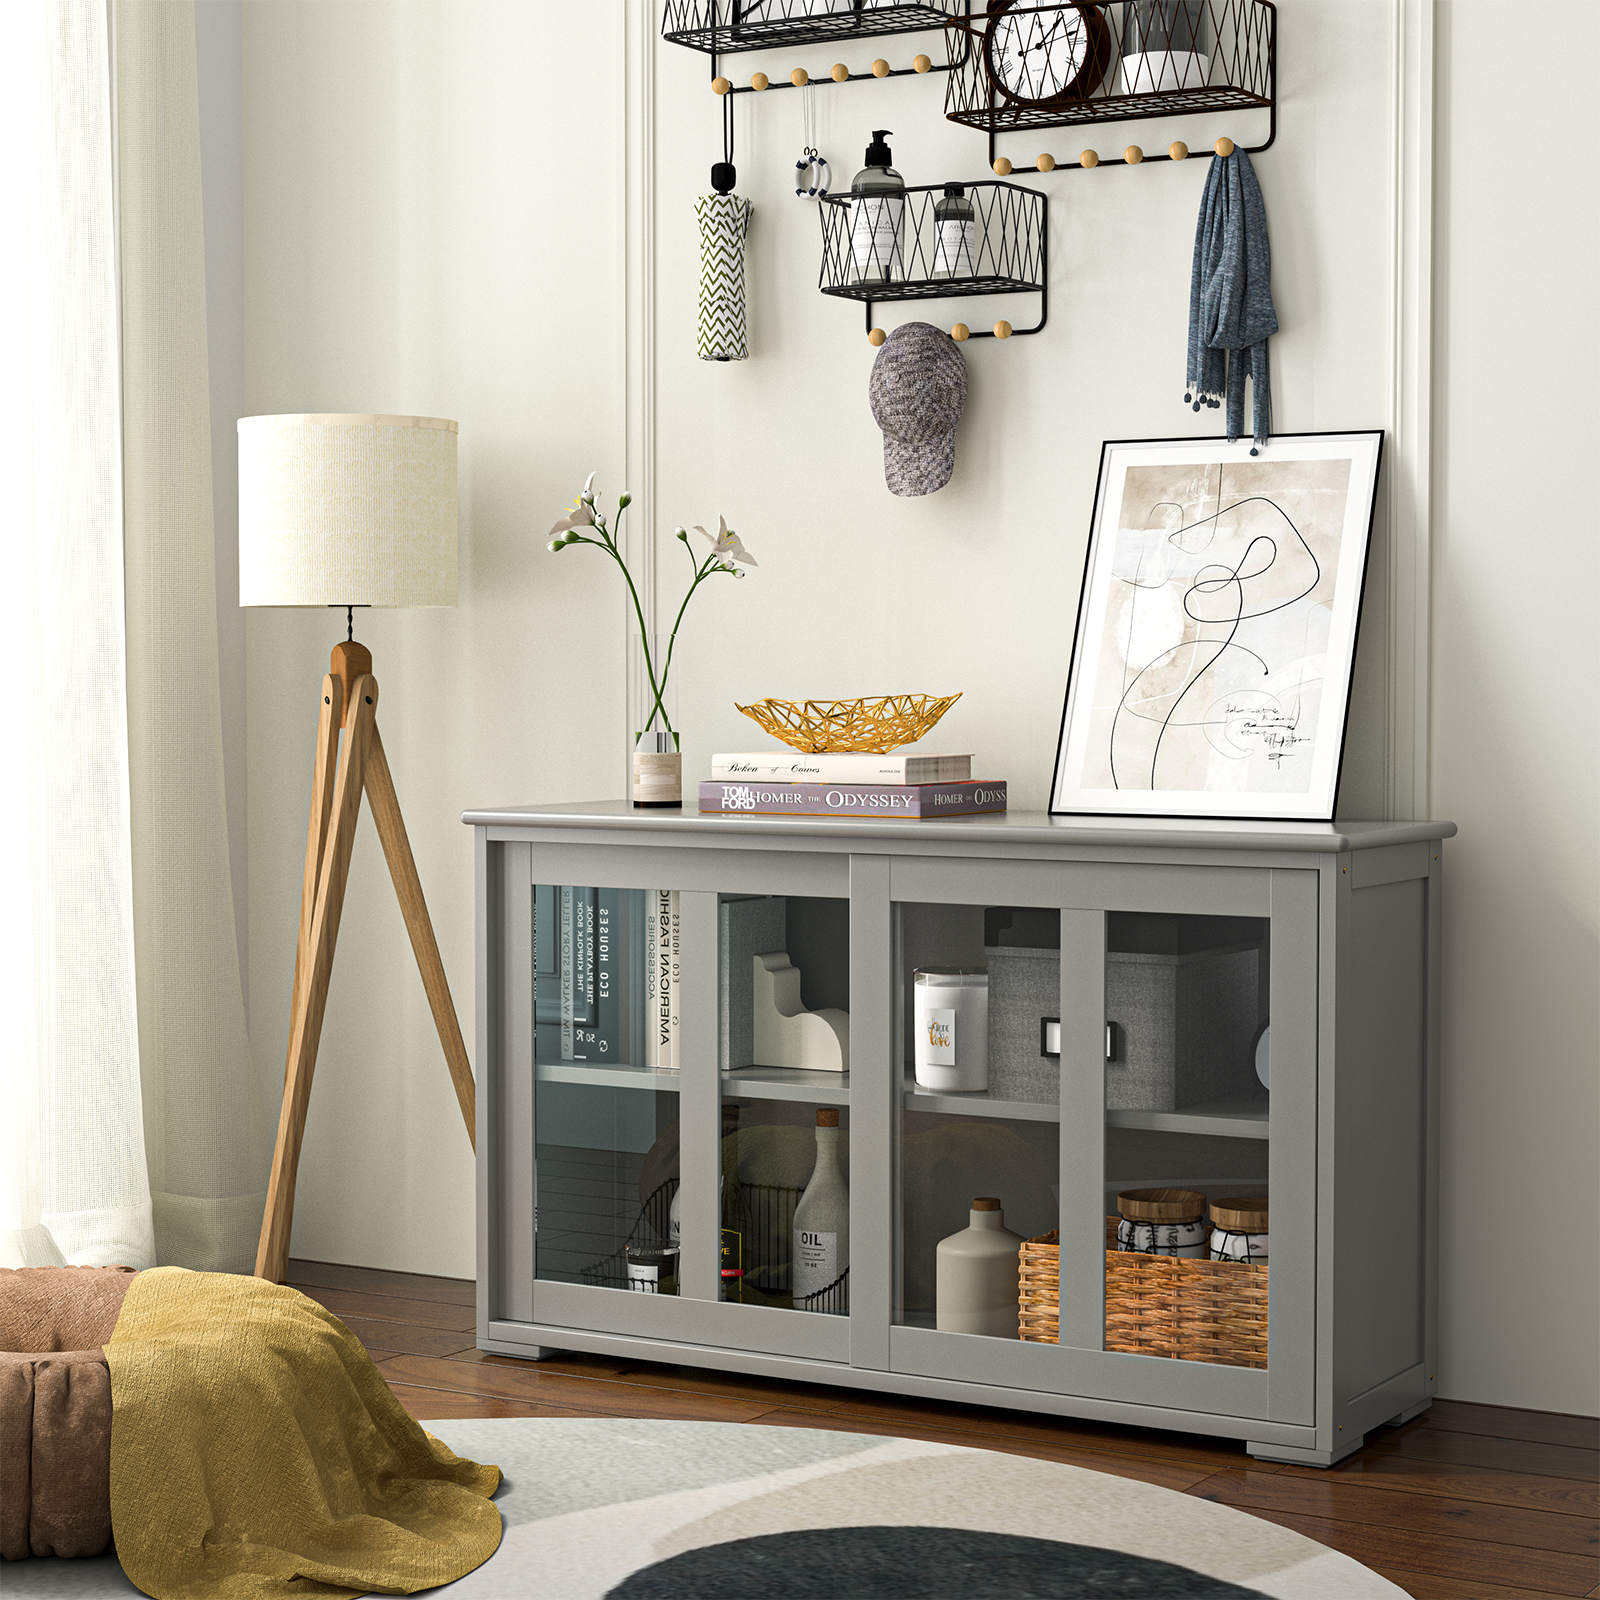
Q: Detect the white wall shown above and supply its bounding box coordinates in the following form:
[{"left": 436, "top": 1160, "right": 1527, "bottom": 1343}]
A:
[
  {"left": 236, "top": 0, "right": 1597, "bottom": 1411},
  {"left": 649, "top": 1, "right": 1393, "bottom": 813},
  {"left": 1430, "top": 0, "right": 1599, "bottom": 1415},
  {"left": 242, "top": 0, "right": 626, "bottom": 1275}
]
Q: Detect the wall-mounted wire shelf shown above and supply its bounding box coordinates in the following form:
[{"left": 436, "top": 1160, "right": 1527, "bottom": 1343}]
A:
[
  {"left": 818, "top": 178, "right": 1047, "bottom": 341},
  {"left": 664, "top": 0, "right": 964, "bottom": 56},
  {"left": 942, "top": 0, "right": 1276, "bottom": 172}
]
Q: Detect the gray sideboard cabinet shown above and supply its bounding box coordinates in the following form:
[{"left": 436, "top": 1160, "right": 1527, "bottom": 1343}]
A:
[{"left": 464, "top": 802, "right": 1454, "bottom": 1467}]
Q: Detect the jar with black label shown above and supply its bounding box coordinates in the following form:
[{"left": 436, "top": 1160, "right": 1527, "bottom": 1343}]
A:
[
  {"left": 625, "top": 1241, "right": 678, "bottom": 1294},
  {"left": 1209, "top": 1196, "right": 1268, "bottom": 1262},
  {"left": 1116, "top": 1187, "right": 1208, "bottom": 1257}
]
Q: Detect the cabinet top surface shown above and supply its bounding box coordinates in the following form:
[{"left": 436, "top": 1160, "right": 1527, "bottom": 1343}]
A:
[{"left": 462, "top": 801, "right": 1455, "bottom": 855}]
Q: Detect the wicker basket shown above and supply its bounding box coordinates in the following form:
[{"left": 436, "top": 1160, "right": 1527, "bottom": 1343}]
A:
[{"left": 1017, "top": 1218, "right": 1268, "bottom": 1369}]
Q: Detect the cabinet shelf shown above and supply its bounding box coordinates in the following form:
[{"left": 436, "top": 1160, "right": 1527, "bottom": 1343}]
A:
[
  {"left": 1106, "top": 1095, "right": 1269, "bottom": 1139},
  {"left": 722, "top": 1065, "right": 852, "bottom": 1105},
  {"left": 902, "top": 1073, "right": 1058, "bottom": 1122},
  {"left": 535, "top": 1060, "right": 679, "bottom": 1091},
  {"left": 541, "top": 1061, "right": 1270, "bottom": 1139}
]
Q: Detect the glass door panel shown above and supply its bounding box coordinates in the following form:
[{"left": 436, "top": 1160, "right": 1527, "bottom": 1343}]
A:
[
  {"left": 1103, "top": 911, "right": 1270, "bottom": 1370},
  {"left": 893, "top": 901, "right": 1062, "bottom": 1341},
  {"left": 718, "top": 892, "right": 851, "bottom": 1316},
  {"left": 532, "top": 884, "right": 681, "bottom": 1293}
]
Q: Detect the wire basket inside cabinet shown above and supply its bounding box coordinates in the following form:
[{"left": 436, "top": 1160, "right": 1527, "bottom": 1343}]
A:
[
  {"left": 942, "top": 1, "right": 1275, "bottom": 133},
  {"left": 581, "top": 1179, "right": 848, "bottom": 1315},
  {"left": 1017, "top": 1219, "right": 1267, "bottom": 1368},
  {"left": 663, "top": 0, "right": 964, "bottom": 55},
  {"left": 818, "top": 180, "right": 1045, "bottom": 309}
]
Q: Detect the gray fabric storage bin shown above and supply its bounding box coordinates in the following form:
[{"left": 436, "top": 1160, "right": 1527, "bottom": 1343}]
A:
[
  {"left": 985, "top": 942, "right": 1262, "bottom": 1111},
  {"left": 1107, "top": 944, "right": 1260, "bottom": 1110},
  {"left": 986, "top": 945, "right": 1061, "bottom": 1103}
]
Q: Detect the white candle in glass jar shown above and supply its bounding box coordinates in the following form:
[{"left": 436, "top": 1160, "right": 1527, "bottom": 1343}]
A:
[{"left": 914, "top": 968, "right": 988, "bottom": 1091}]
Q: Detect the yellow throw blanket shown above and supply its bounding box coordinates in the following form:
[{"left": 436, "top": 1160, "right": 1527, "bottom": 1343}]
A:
[{"left": 106, "top": 1267, "right": 501, "bottom": 1598}]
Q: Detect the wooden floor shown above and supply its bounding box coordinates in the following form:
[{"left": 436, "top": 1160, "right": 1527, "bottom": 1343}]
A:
[{"left": 288, "top": 1259, "right": 1599, "bottom": 1600}]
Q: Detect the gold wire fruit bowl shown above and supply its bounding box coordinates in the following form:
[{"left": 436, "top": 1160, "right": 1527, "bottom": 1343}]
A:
[{"left": 735, "top": 694, "right": 962, "bottom": 754}]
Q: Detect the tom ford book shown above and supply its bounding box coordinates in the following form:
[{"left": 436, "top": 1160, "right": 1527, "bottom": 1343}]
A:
[{"left": 699, "top": 780, "right": 1006, "bottom": 819}]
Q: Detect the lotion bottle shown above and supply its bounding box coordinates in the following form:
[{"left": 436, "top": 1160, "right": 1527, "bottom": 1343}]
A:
[
  {"left": 933, "top": 184, "right": 976, "bottom": 277},
  {"left": 792, "top": 1108, "right": 848, "bottom": 1309},
  {"left": 935, "top": 1197, "right": 1023, "bottom": 1337},
  {"left": 850, "top": 130, "right": 905, "bottom": 283}
]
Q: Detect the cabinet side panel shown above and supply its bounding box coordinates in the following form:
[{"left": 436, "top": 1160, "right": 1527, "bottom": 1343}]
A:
[
  {"left": 1336, "top": 876, "right": 1427, "bottom": 1402},
  {"left": 476, "top": 831, "right": 494, "bottom": 1339},
  {"left": 497, "top": 842, "right": 535, "bottom": 1323}
]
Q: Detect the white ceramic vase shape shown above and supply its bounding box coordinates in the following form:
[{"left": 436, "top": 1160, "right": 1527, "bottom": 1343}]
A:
[
  {"left": 935, "top": 1198, "right": 1023, "bottom": 1338},
  {"left": 792, "top": 1109, "right": 848, "bottom": 1307}
]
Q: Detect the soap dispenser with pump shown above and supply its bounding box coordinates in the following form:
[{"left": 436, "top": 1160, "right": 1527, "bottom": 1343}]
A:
[{"left": 850, "top": 129, "right": 905, "bottom": 283}]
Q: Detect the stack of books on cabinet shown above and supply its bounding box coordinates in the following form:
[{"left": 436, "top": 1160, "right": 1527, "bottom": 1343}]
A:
[{"left": 701, "top": 751, "right": 1005, "bottom": 818}]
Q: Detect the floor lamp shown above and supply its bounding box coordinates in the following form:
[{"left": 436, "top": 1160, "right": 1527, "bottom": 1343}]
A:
[{"left": 238, "top": 413, "right": 475, "bottom": 1284}]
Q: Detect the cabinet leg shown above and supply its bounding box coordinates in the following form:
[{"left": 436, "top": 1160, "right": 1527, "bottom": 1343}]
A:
[
  {"left": 1382, "top": 1398, "right": 1433, "bottom": 1428},
  {"left": 1247, "top": 1434, "right": 1366, "bottom": 1468}
]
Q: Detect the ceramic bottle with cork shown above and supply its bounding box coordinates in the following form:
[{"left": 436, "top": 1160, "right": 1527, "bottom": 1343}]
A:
[
  {"left": 792, "top": 1108, "right": 848, "bottom": 1309},
  {"left": 935, "top": 1197, "right": 1024, "bottom": 1337}
]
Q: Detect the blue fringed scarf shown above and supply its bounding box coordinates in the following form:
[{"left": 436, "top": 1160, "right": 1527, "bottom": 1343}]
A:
[{"left": 1186, "top": 149, "right": 1276, "bottom": 452}]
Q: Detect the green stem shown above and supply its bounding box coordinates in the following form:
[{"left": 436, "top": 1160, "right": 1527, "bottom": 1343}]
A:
[
  {"left": 597, "top": 504, "right": 673, "bottom": 743},
  {"left": 646, "top": 557, "right": 715, "bottom": 733}
]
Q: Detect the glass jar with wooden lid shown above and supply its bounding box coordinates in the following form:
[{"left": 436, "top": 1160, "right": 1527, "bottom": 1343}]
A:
[
  {"left": 1208, "top": 1196, "right": 1269, "bottom": 1262},
  {"left": 1115, "top": 1187, "right": 1208, "bottom": 1258}
]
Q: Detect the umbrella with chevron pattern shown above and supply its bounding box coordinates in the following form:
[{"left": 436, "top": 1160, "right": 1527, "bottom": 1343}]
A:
[{"left": 696, "top": 192, "right": 752, "bottom": 362}]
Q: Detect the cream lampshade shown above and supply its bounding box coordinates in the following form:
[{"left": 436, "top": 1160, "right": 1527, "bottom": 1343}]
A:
[{"left": 237, "top": 413, "right": 458, "bottom": 607}]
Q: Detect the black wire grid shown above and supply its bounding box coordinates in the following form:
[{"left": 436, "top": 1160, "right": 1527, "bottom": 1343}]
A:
[
  {"left": 582, "top": 1180, "right": 850, "bottom": 1316},
  {"left": 818, "top": 179, "right": 1047, "bottom": 337},
  {"left": 942, "top": 1, "right": 1276, "bottom": 158},
  {"left": 663, "top": 0, "right": 963, "bottom": 56}
]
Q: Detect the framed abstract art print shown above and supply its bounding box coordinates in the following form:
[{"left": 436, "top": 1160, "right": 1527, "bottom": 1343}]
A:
[{"left": 1050, "top": 432, "right": 1383, "bottom": 822}]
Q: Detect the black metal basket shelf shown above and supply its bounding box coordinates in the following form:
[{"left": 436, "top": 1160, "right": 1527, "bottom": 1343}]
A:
[
  {"left": 664, "top": 0, "right": 963, "bottom": 56},
  {"left": 818, "top": 179, "right": 1047, "bottom": 339},
  {"left": 942, "top": 0, "right": 1275, "bottom": 162}
]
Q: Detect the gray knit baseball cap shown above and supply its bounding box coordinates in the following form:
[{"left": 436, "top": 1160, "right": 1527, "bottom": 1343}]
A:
[{"left": 869, "top": 322, "right": 968, "bottom": 497}]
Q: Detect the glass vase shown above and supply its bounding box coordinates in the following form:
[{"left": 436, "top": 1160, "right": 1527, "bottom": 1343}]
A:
[{"left": 630, "top": 631, "right": 681, "bottom": 809}]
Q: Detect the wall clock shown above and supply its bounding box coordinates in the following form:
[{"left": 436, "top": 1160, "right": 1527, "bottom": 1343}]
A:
[{"left": 982, "top": 1, "right": 1113, "bottom": 107}]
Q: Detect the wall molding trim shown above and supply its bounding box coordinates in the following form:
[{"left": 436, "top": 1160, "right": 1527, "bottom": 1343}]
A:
[
  {"left": 1386, "top": 0, "right": 1434, "bottom": 822},
  {"left": 622, "top": 1, "right": 657, "bottom": 784}
]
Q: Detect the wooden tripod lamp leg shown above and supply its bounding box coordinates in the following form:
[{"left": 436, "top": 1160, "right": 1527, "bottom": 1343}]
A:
[
  {"left": 364, "top": 725, "right": 477, "bottom": 1150},
  {"left": 255, "top": 676, "right": 379, "bottom": 1283},
  {"left": 284, "top": 675, "right": 343, "bottom": 1091}
]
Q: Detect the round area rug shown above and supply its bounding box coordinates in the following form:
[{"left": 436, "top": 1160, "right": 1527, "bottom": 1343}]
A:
[{"left": 4, "top": 1418, "right": 1403, "bottom": 1599}]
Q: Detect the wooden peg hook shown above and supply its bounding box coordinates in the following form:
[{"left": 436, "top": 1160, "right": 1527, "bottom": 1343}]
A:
[{"left": 1215, "top": 136, "right": 1235, "bottom": 157}]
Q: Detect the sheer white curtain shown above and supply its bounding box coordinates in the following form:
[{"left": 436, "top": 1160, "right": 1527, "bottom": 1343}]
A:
[
  {"left": 0, "top": 0, "right": 155, "bottom": 1269},
  {"left": 117, "top": 0, "right": 266, "bottom": 1271},
  {"left": 0, "top": 0, "right": 266, "bottom": 1273}
]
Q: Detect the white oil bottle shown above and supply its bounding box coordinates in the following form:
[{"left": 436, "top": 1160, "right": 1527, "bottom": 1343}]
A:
[
  {"left": 792, "top": 1108, "right": 848, "bottom": 1309},
  {"left": 936, "top": 1197, "right": 1024, "bottom": 1337}
]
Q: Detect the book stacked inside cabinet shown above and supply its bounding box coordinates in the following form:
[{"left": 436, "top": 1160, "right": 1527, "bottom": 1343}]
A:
[{"left": 644, "top": 888, "right": 680, "bottom": 1069}]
